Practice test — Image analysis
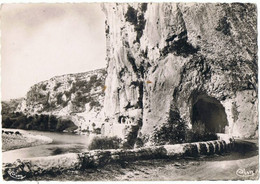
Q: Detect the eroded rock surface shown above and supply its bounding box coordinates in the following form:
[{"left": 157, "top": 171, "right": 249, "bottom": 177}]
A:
[
  {"left": 101, "top": 3, "right": 258, "bottom": 144},
  {"left": 16, "top": 69, "right": 106, "bottom": 131}
]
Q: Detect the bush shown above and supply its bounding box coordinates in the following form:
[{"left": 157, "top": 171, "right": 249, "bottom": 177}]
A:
[
  {"left": 41, "top": 84, "right": 47, "bottom": 90},
  {"left": 152, "top": 110, "right": 187, "bottom": 145},
  {"left": 88, "top": 136, "right": 122, "bottom": 150},
  {"left": 89, "top": 100, "right": 101, "bottom": 109},
  {"left": 54, "top": 82, "right": 62, "bottom": 90},
  {"left": 141, "top": 3, "right": 148, "bottom": 12},
  {"left": 135, "top": 137, "right": 144, "bottom": 148},
  {"left": 93, "top": 127, "right": 101, "bottom": 134},
  {"left": 186, "top": 130, "right": 218, "bottom": 143},
  {"left": 56, "top": 93, "right": 63, "bottom": 105},
  {"left": 125, "top": 6, "right": 137, "bottom": 25},
  {"left": 215, "top": 17, "right": 231, "bottom": 35},
  {"left": 125, "top": 5, "right": 146, "bottom": 43},
  {"left": 135, "top": 134, "right": 149, "bottom": 148}
]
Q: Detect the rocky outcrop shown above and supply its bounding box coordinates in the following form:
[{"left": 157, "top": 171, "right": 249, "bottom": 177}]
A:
[
  {"left": 101, "top": 3, "right": 257, "bottom": 144},
  {"left": 2, "top": 98, "right": 24, "bottom": 116},
  {"left": 16, "top": 69, "right": 106, "bottom": 132},
  {"left": 2, "top": 138, "right": 235, "bottom": 180}
]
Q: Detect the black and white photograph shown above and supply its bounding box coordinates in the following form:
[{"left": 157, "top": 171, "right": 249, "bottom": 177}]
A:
[{"left": 0, "top": 0, "right": 259, "bottom": 181}]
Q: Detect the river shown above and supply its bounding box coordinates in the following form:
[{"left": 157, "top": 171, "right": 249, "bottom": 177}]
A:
[{"left": 2, "top": 129, "right": 94, "bottom": 163}]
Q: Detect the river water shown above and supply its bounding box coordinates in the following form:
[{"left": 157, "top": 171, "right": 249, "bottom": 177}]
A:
[{"left": 2, "top": 129, "right": 93, "bottom": 163}]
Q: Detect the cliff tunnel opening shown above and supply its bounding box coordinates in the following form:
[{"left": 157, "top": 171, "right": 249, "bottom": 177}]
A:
[{"left": 191, "top": 95, "right": 228, "bottom": 134}]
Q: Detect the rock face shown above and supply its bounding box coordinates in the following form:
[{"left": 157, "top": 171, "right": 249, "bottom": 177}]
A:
[
  {"left": 16, "top": 69, "right": 106, "bottom": 131},
  {"left": 102, "top": 3, "right": 258, "bottom": 144}
]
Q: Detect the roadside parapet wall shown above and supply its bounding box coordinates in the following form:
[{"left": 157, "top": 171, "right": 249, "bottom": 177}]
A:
[{"left": 2, "top": 138, "right": 235, "bottom": 180}]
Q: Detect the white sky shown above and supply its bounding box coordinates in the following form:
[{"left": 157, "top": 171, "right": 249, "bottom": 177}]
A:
[{"left": 1, "top": 3, "right": 106, "bottom": 101}]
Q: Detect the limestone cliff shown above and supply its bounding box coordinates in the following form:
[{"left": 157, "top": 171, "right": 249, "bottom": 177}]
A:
[
  {"left": 16, "top": 69, "right": 106, "bottom": 132},
  {"left": 102, "top": 3, "right": 258, "bottom": 145}
]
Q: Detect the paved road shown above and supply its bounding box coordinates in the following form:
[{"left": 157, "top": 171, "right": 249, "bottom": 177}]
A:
[{"left": 30, "top": 139, "right": 259, "bottom": 181}]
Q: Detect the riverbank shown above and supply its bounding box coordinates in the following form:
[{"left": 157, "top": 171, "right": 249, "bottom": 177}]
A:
[{"left": 2, "top": 129, "right": 53, "bottom": 151}]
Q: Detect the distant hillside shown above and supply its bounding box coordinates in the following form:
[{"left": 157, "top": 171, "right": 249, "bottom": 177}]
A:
[
  {"left": 1, "top": 98, "right": 24, "bottom": 116},
  {"left": 3, "top": 68, "right": 107, "bottom": 133}
]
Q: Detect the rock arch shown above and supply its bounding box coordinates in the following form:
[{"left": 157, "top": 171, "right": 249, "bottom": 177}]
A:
[{"left": 191, "top": 95, "right": 228, "bottom": 134}]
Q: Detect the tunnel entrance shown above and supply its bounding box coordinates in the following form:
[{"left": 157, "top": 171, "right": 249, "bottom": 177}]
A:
[{"left": 191, "top": 95, "right": 228, "bottom": 134}]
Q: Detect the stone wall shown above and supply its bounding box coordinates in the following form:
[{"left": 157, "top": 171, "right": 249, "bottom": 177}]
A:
[{"left": 3, "top": 138, "right": 234, "bottom": 180}]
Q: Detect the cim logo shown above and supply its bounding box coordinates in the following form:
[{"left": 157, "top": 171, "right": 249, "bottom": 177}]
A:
[{"left": 236, "top": 168, "right": 256, "bottom": 177}]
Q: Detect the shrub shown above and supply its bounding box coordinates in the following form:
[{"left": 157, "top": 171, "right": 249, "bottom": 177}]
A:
[
  {"left": 81, "top": 87, "right": 91, "bottom": 94},
  {"left": 185, "top": 129, "right": 218, "bottom": 143},
  {"left": 89, "top": 75, "right": 97, "bottom": 83},
  {"left": 125, "top": 5, "right": 146, "bottom": 43},
  {"left": 94, "top": 78, "right": 103, "bottom": 87},
  {"left": 135, "top": 134, "right": 149, "bottom": 148},
  {"left": 82, "top": 128, "right": 90, "bottom": 133},
  {"left": 54, "top": 82, "right": 62, "bottom": 91},
  {"left": 93, "top": 127, "right": 101, "bottom": 134},
  {"left": 70, "top": 83, "right": 77, "bottom": 93},
  {"left": 41, "top": 84, "right": 47, "bottom": 90},
  {"left": 135, "top": 138, "right": 144, "bottom": 148},
  {"left": 125, "top": 6, "right": 137, "bottom": 25},
  {"left": 56, "top": 93, "right": 63, "bottom": 105},
  {"left": 216, "top": 17, "right": 231, "bottom": 35},
  {"left": 141, "top": 3, "right": 148, "bottom": 12},
  {"left": 88, "top": 136, "right": 122, "bottom": 150},
  {"left": 89, "top": 100, "right": 101, "bottom": 109},
  {"left": 135, "top": 14, "right": 146, "bottom": 42},
  {"left": 152, "top": 110, "right": 188, "bottom": 145}
]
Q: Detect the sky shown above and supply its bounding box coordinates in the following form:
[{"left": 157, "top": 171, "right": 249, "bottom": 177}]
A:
[{"left": 1, "top": 3, "right": 106, "bottom": 101}]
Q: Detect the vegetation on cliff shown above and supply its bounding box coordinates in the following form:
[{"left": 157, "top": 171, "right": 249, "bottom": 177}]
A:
[
  {"left": 3, "top": 68, "right": 107, "bottom": 132},
  {"left": 1, "top": 99, "right": 23, "bottom": 115},
  {"left": 21, "top": 69, "right": 106, "bottom": 115},
  {"left": 103, "top": 3, "right": 257, "bottom": 147}
]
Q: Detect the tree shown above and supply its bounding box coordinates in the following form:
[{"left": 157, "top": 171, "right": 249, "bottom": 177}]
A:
[
  {"left": 2, "top": 117, "right": 13, "bottom": 128},
  {"left": 48, "top": 115, "right": 58, "bottom": 130}
]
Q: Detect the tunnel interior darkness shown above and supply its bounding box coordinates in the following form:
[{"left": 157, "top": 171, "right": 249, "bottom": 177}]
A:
[{"left": 191, "top": 95, "right": 228, "bottom": 133}]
